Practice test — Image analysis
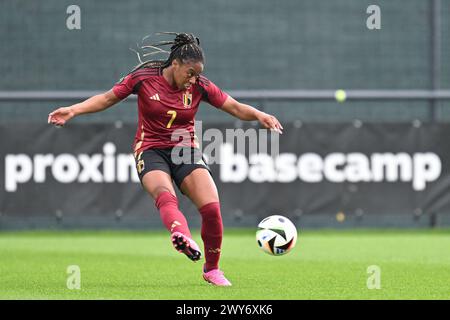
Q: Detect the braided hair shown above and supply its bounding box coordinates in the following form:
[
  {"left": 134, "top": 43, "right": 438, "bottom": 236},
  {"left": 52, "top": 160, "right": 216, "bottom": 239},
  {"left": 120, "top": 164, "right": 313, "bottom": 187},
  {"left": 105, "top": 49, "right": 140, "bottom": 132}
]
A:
[{"left": 129, "top": 32, "right": 204, "bottom": 73}]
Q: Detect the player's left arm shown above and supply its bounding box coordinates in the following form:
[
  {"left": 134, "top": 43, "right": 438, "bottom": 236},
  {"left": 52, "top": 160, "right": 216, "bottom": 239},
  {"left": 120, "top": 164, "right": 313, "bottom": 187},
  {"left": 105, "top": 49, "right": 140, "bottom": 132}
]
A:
[{"left": 221, "top": 96, "right": 283, "bottom": 134}]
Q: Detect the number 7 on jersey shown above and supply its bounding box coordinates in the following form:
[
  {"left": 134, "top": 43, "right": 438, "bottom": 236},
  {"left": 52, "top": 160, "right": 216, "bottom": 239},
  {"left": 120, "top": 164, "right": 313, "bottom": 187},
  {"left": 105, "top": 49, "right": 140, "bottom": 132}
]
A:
[{"left": 166, "top": 110, "right": 177, "bottom": 128}]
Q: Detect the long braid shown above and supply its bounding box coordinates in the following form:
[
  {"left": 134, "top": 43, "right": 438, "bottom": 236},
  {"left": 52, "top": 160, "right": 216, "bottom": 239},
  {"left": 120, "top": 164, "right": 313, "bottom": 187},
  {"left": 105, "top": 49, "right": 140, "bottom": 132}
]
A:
[{"left": 128, "top": 32, "right": 204, "bottom": 74}]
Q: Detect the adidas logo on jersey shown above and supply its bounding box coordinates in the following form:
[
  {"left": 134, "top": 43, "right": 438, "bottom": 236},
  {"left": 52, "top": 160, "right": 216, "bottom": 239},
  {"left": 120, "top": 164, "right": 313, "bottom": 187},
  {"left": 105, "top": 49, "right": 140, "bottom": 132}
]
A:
[{"left": 149, "top": 93, "right": 160, "bottom": 101}]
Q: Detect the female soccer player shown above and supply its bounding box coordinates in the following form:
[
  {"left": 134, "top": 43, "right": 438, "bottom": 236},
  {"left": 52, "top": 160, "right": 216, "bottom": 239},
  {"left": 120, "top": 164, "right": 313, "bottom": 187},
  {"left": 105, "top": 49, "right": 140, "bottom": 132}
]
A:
[{"left": 48, "top": 32, "right": 283, "bottom": 286}]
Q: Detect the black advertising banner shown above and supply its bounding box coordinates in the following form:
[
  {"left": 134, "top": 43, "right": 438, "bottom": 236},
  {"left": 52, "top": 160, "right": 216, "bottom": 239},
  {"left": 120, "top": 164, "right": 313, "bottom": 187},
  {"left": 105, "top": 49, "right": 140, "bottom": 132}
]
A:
[{"left": 0, "top": 122, "right": 449, "bottom": 228}]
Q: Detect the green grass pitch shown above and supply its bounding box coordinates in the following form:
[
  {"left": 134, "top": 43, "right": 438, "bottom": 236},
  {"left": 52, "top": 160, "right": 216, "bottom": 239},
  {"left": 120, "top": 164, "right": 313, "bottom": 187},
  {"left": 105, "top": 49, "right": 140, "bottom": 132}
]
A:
[{"left": 0, "top": 229, "right": 449, "bottom": 299}]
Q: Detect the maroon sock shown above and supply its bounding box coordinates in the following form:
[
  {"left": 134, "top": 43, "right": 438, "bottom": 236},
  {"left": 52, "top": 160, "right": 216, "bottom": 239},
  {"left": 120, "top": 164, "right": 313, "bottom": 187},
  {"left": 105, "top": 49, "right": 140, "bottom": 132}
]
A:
[
  {"left": 199, "top": 202, "right": 223, "bottom": 272},
  {"left": 155, "top": 191, "right": 191, "bottom": 238}
]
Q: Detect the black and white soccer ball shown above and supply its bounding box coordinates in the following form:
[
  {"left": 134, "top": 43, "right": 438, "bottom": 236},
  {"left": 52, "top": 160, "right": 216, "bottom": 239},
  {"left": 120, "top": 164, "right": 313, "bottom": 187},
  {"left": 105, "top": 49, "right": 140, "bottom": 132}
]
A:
[{"left": 256, "top": 215, "right": 298, "bottom": 256}]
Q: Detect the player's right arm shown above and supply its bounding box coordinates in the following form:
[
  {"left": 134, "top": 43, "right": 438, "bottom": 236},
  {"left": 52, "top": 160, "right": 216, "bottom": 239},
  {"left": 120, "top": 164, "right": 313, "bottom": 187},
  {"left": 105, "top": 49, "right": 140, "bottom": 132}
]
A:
[{"left": 48, "top": 90, "right": 121, "bottom": 127}]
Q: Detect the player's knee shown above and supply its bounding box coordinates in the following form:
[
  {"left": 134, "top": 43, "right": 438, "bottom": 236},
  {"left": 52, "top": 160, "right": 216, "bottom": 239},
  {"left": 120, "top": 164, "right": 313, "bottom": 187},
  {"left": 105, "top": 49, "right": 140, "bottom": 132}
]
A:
[{"left": 153, "top": 186, "right": 174, "bottom": 198}]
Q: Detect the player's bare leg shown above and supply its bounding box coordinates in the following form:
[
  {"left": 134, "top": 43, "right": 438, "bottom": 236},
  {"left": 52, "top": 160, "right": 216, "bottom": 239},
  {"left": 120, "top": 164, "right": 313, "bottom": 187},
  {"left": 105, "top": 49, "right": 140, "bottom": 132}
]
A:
[
  {"left": 142, "top": 170, "right": 201, "bottom": 261},
  {"left": 141, "top": 170, "right": 176, "bottom": 199},
  {"left": 180, "top": 168, "right": 220, "bottom": 208},
  {"left": 181, "top": 168, "right": 232, "bottom": 286}
]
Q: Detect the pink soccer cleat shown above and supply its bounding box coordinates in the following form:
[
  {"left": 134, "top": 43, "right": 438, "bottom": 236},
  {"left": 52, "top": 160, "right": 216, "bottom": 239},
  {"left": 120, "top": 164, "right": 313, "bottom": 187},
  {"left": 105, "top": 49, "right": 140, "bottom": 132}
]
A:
[
  {"left": 203, "top": 267, "right": 232, "bottom": 287},
  {"left": 171, "top": 232, "right": 202, "bottom": 262}
]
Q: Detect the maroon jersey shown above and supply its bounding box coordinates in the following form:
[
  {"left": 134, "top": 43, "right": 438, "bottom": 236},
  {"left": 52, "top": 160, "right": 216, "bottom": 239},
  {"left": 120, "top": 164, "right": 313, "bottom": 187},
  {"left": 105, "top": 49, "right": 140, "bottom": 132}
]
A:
[{"left": 112, "top": 67, "right": 228, "bottom": 156}]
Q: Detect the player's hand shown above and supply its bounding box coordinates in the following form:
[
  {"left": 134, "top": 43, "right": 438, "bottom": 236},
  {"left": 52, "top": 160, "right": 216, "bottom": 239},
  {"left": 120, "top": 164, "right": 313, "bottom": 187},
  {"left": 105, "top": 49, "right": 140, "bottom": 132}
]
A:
[
  {"left": 47, "top": 107, "right": 75, "bottom": 127},
  {"left": 257, "top": 112, "right": 283, "bottom": 134}
]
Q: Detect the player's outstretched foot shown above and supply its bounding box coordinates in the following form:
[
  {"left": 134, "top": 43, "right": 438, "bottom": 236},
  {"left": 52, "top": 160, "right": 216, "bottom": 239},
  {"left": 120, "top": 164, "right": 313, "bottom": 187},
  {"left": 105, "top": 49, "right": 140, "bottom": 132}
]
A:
[
  {"left": 203, "top": 266, "right": 232, "bottom": 287},
  {"left": 171, "top": 231, "right": 202, "bottom": 262}
]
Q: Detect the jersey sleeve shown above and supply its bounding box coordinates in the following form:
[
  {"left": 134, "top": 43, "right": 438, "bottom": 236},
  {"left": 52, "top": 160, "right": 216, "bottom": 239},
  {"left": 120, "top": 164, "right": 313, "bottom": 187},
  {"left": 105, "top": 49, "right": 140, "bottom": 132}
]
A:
[
  {"left": 112, "top": 74, "right": 135, "bottom": 100},
  {"left": 198, "top": 77, "right": 228, "bottom": 109}
]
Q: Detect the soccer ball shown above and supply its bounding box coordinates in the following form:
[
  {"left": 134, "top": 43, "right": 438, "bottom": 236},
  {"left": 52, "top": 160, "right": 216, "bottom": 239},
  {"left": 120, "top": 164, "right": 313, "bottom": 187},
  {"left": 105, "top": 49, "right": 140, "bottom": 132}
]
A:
[{"left": 256, "top": 215, "right": 298, "bottom": 256}]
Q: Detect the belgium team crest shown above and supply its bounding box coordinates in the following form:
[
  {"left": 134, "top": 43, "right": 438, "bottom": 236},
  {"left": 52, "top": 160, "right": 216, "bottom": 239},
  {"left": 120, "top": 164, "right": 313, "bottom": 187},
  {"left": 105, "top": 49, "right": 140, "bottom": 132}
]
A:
[{"left": 183, "top": 92, "right": 192, "bottom": 108}]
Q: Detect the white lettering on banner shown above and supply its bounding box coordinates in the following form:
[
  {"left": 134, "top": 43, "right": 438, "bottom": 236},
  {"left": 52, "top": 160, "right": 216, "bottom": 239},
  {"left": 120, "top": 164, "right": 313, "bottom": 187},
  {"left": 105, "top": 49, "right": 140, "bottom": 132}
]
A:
[
  {"left": 248, "top": 153, "right": 276, "bottom": 183},
  {"left": 219, "top": 143, "right": 442, "bottom": 191},
  {"left": 3, "top": 142, "right": 442, "bottom": 192},
  {"left": 78, "top": 154, "right": 103, "bottom": 182},
  {"left": 413, "top": 153, "right": 441, "bottom": 191},
  {"left": 323, "top": 153, "right": 346, "bottom": 183},
  {"left": 5, "top": 154, "right": 33, "bottom": 192},
  {"left": 52, "top": 154, "right": 80, "bottom": 183},
  {"left": 34, "top": 154, "right": 54, "bottom": 182},
  {"left": 4, "top": 142, "right": 139, "bottom": 192},
  {"left": 220, "top": 144, "right": 248, "bottom": 183},
  {"left": 117, "top": 154, "right": 137, "bottom": 183},
  {"left": 103, "top": 143, "right": 116, "bottom": 183},
  {"left": 275, "top": 154, "right": 297, "bottom": 183},
  {"left": 371, "top": 153, "right": 412, "bottom": 182},
  {"left": 298, "top": 153, "right": 323, "bottom": 183}
]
